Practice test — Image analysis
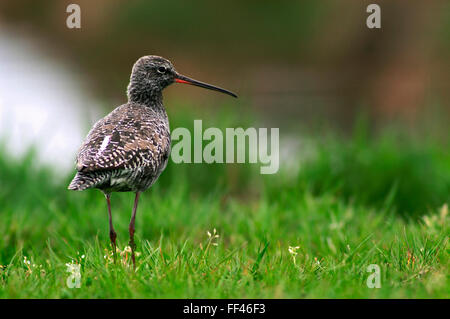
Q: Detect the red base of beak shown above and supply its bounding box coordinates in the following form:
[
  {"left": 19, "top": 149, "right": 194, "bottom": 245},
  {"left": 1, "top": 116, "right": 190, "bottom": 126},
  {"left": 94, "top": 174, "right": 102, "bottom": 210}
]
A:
[{"left": 174, "top": 79, "right": 190, "bottom": 84}]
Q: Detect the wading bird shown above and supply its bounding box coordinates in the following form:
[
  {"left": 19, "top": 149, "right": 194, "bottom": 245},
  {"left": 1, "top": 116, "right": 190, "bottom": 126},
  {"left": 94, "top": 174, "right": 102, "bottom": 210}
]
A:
[{"left": 68, "top": 56, "right": 237, "bottom": 267}]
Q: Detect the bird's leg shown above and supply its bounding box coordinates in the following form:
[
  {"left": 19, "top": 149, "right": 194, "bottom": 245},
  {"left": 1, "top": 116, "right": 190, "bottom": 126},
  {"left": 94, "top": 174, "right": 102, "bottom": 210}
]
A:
[
  {"left": 105, "top": 193, "right": 117, "bottom": 263},
  {"left": 128, "top": 191, "right": 141, "bottom": 269}
]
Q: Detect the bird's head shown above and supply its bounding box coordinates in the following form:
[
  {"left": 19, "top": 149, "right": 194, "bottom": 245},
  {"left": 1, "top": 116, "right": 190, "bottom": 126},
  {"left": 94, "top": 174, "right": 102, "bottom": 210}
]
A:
[{"left": 127, "top": 55, "right": 237, "bottom": 103}]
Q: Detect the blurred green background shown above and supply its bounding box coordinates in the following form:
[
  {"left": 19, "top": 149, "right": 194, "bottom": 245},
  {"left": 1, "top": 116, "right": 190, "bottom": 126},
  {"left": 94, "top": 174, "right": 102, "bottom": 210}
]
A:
[
  {"left": 0, "top": 0, "right": 448, "bottom": 298},
  {"left": 1, "top": 0, "right": 449, "bottom": 123},
  {"left": 1, "top": 0, "right": 448, "bottom": 214}
]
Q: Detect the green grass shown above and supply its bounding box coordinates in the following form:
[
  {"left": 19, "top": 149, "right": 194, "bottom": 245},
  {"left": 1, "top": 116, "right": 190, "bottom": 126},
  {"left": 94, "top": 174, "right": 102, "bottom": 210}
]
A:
[{"left": 0, "top": 110, "right": 448, "bottom": 298}]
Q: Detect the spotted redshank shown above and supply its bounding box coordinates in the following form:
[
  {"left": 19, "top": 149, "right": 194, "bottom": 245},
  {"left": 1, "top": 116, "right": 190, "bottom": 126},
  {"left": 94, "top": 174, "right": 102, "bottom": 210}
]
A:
[{"left": 68, "top": 55, "right": 237, "bottom": 267}]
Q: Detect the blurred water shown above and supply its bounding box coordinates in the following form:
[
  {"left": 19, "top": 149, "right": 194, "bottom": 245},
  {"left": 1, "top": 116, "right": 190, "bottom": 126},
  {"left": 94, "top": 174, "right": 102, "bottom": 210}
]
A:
[{"left": 0, "top": 28, "right": 101, "bottom": 173}]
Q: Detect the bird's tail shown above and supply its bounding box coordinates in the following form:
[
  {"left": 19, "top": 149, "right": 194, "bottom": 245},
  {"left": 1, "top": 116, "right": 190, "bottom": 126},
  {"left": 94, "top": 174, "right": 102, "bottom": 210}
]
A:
[{"left": 68, "top": 172, "right": 103, "bottom": 191}]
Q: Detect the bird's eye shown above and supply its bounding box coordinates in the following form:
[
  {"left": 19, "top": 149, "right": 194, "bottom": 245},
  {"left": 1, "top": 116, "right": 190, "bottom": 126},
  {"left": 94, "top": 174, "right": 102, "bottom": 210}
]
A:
[{"left": 157, "top": 66, "right": 167, "bottom": 74}]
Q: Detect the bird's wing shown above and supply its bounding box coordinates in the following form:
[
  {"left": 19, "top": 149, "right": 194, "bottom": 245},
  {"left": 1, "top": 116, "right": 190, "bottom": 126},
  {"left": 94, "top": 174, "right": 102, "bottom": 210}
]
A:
[{"left": 75, "top": 104, "right": 170, "bottom": 173}]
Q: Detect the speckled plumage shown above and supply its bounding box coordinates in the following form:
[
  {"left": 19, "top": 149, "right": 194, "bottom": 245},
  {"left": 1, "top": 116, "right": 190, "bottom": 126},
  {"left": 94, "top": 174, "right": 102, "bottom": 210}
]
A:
[{"left": 68, "top": 102, "right": 170, "bottom": 192}]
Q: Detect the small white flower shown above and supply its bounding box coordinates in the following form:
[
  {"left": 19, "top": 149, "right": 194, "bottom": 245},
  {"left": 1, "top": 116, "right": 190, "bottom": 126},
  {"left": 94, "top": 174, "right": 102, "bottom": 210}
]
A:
[
  {"left": 205, "top": 228, "right": 220, "bottom": 247},
  {"left": 288, "top": 245, "right": 301, "bottom": 266},
  {"left": 288, "top": 246, "right": 300, "bottom": 256}
]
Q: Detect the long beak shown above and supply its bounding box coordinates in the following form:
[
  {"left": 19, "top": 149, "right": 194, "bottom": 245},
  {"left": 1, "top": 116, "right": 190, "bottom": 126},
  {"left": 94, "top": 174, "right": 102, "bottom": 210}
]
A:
[{"left": 174, "top": 73, "right": 237, "bottom": 98}]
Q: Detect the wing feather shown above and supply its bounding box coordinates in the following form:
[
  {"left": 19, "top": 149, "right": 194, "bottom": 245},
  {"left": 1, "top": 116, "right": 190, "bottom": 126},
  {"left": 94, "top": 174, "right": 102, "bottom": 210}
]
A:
[{"left": 75, "top": 103, "right": 170, "bottom": 173}]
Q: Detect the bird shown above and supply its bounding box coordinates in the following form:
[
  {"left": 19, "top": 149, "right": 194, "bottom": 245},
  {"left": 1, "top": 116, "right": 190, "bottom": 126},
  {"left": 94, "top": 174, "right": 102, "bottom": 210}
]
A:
[{"left": 68, "top": 55, "right": 237, "bottom": 267}]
